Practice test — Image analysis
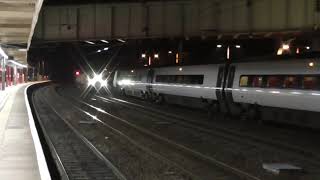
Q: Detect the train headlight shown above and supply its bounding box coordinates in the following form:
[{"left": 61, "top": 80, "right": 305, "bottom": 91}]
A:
[
  {"left": 118, "top": 79, "right": 133, "bottom": 86},
  {"left": 88, "top": 77, "right": 96, "bottom": 86},
  {"left": 87, "top": 73, "right": 108, "bottom": 88}
]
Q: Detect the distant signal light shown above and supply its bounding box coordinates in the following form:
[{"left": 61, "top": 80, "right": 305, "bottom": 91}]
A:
[{"left": 75, "top": 71, "right": 80, "bottom": 76}]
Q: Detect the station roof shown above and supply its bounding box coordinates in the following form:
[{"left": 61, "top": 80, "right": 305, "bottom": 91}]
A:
[{"left": 0, "top": 0, "right": 43, "bottom": 65}]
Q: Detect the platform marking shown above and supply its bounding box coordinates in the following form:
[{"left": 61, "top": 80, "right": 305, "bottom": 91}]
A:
[
  {"left": 25, "top": 83, "right": 51, "bottom": 180},
  {"left": 0, "top": 92, "right": 9, "bottom": 112}
]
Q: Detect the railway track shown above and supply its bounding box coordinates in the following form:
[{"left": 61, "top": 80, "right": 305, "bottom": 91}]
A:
[
  {"left": 55, "top": 86, "right": 320, "bottom": 179},
  {"left": 54, "top": 87, "right": 263, "bottom": 180},
  {"left": 32, "top": 87, "right": 126, "bottom": 180},
  {"left": 94, "top": 95, "right": 320, "bottom": 165}
]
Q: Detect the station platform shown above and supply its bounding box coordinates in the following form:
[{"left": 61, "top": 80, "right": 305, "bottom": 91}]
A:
[{"left": 0, "top": 83, "right": 50, "bottom": 180}]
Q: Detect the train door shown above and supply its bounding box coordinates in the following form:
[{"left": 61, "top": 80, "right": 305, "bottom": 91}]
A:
[
  {"left": 216, "top": 65, "right": 229, "bottom": 114},
  {"left": 216, "top": 66, "right": 225, "bottom": 104},
  {"left": 224, "top": 65, "right": 240, "bottom": 115}
]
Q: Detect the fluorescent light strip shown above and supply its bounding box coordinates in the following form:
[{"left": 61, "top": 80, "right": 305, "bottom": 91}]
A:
[
  {"left": 8, "top": 60, "right": 27, "bottom": 68},
  {"left": 18, "top": 49, "right": 27, "bottom": 52},
  {"left": 85, "top": 41, "right": 95, "bottom": 45},
  {"left": 117, "top": 39, "right": 126, "bottom": 43},
  {"left": 101, "top": 40, "right": 109, "bottom": 43}
]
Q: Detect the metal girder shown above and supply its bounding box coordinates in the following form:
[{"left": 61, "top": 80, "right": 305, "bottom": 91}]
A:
[{"left": 33, "top": 0, "right": 319, "bottom": 43}]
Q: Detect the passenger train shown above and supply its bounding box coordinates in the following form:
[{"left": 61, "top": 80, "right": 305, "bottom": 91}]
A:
[{"left": 77, "top": 55, "right": 320, "bottom": 128}]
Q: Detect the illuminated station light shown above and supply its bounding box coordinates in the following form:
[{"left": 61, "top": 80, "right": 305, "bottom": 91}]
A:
[
  {"left": 227, "top": 46, "right": 230, "bottom": 60},
  {"left": 282, "top": 44, "right": 290, "bottom": 50},
  {"left": 235, "top": 45, "right": 241, "bottom": 48},
  {"left": 131, "top": 70, "right": 134, "bottom": 73},
  {"left": 168, "top": 50, "right": 173, "bottom": 54},
  {"left": 75, "top": 71, "right": 80, "bottom": 76},
  {"left": 97, "top": 50, "right": 102, "bottom": 53},
  {"left": 101, "top": 40, "right": 109, "bottom": 43},
  {"left": 309, "top": 62, "right": 315, "bottom": 67},
  {"left": 154, "top": 54, "right": 159, "bottom": 59},
  {"left": 306, "top": 46, "right": 310, "bottom": 50},
  {"left": 85, "top": 41, "right": 95, "bottom": 45},
  {"left": 117, "top": 39, "right": 126, "bottom": 43},
  {"left": 217, "top": 44, "right": 222, "bottom": 48},
  {"left": 175, "top": 53, "right": 179, "bottom": 64},
  {"left": 18, "top": 49, "right": 27, "bottom": 52},
  {"left": 141, "top": 53, "right": 146, "bottom": 58}
]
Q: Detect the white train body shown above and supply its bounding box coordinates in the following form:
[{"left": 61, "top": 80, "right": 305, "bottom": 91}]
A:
[
  {"left": 231, "top": 59, "right": 320, "bottom": 113},
  {"left": 113, "top": 69, "right": 149, "bottom": 97},
  {"left": 151, "top": 65, "right": 220, "bottom": 100},
  {"left": 110, "top": 56, "right": 320, "bottom": 128}
]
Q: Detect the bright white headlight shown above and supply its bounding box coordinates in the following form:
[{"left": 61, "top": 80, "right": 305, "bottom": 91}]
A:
[
  {"left": 87, "top": 73, "right": 108, "bottom": 88},
  {"left": 87, "top": 77, "right": 96, "bottom": 86},
  {"left": 118, "top": 79, "right": 134, "bottom": 86}
]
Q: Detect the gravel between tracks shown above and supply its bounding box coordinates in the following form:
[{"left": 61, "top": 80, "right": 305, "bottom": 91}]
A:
[
  {"left": 58, "top": 85, "right": 320, "bottom": 180},
  {"left": 43, "top": 86, "right": 203, "bottom": 180}
]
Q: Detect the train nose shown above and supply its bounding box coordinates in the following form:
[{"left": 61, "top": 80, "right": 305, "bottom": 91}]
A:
[{"left": 95, "top": 81, "right": 102, "bottom": 89}]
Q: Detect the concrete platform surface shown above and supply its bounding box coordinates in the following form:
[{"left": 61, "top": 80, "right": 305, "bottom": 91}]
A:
[{"left": 0, "top": 83, "right": 50, "bottom": 180}]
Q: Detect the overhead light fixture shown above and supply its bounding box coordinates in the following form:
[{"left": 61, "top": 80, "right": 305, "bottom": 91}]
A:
[
  {"left": 227, "top": 46, "right": 230, "bottom": 60},
  {"left": 309, "top": 62, "right": 315, "bottom": 67},
  {"left": 217, "top": 44, "right": 222, "bottom": 48},
  {"left": 235, "top": 45, "right": 241, "bottom": 48},
  {"left": 154, "top": 54, "right": 159, "bottom": 59},
  {"left": 97, "top": 50, "right": 102, "bottom": 53},
  {"left": 0, "top": 46, "right": 8, "bottom": 59},
  {"left": 306, "top": 46, "right": 310, "bottom": 50},
  {"left": 168, "top": 51, "right": 172, "bottom": 54},
  {"left": 141, "top": 53, "right": 146, "bottom": 58},
  {"left": 131, "top": 70, "right": 134, "bottom": 73},
  {"left": 103, "top": 47, "right": 109, "bottom": 51},
  {"left": 117, "top": 39, "right": 126, "bottom": 43},
  {"left": 18, "top": 48, "right": 27, "bottom": 52},
  {"left": 101, "top": 40, "right": 109, "bottom": 44},
  {"left": 179, "top": 67, "right": 183, "bottom": 71},
  {"left": 7, "top": 60, "right": 27, "bottom": 68},
  {"left": 85, "top": 41, "right": 95, "bottom": 45}
]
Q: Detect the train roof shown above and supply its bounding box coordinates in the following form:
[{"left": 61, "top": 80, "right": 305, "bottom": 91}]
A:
[{"left": 234, "top": 51, "right": 320, "bottom": 63}]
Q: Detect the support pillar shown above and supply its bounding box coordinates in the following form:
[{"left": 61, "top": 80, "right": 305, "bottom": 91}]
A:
[
  {"left": 13, "top": 65, "right": 17, "bottom": 85},
  {"left": 1, "top": 57, "right": 5, "bottom": 91}
]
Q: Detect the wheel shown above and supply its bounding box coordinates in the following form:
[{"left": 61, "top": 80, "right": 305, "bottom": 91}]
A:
[
  {"left": 246, "top": 104, "right": 260, "bottom": 121},
  {"left": 156, "top": 94, "right": 165, "bottom": 104},
  {"left": 120, "top": 89, "right": 126, "bottom": 96}
]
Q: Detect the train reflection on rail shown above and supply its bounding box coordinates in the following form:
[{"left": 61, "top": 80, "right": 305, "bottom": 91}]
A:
[{"left": 76, "top": 54, "right": 320, "bottom": 129}]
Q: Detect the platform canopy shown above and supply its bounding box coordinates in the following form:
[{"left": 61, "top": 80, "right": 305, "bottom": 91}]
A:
[{"left": 0, "top": 0, "right": 44, "bottom": 65}]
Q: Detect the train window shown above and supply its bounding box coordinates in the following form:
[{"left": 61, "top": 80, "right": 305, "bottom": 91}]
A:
[
  {"left": 176, "top": 75, "right": 184, "bottom": 84},
  {"left": 283, "top": 76, "right": 299, "bottom": 89},
  {"left": 190, "top": 75, "right": 204, "bottom": 84},
  {"left": 302, "top": 76, "right": 319, "bottom": 90},
  {"left": 252, "top": 76, "right": 263, "bottom": 87},
  {"left": 239, "top": 76, "right": 249, "bottom": 87},
  {"left": 267, "top": 76, "right": 283, "bottom": 88},
  {"left": 155, "top": 75, "right": 162, "bottom": 82},
  {"left": 155, "top": 75, "right": 203, "bottom": 84}
]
